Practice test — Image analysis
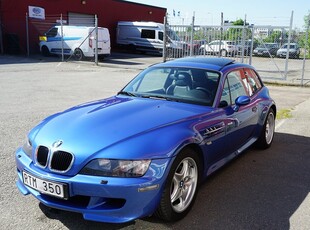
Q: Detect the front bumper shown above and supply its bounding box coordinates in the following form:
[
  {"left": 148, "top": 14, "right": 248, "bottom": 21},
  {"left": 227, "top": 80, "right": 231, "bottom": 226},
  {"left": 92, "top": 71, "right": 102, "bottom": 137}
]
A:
[{"left": 15, "top": 147, "right": 172, "bottom": 223}]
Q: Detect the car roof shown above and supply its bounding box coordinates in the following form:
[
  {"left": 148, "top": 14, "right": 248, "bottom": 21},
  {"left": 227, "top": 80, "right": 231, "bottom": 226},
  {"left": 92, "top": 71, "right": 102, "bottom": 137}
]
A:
[{"left": 155, "top": 57, "right": 236, "bottom": 71}]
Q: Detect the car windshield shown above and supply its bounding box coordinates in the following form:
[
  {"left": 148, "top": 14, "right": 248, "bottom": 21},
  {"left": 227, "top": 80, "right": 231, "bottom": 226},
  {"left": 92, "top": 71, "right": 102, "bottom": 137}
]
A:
[
  {"left": 282, "top": 44, "right": 297, "bottom": 49},
  {"left": 226, "top": 41, "right": 235, "bottom": 45},
  {"left": 120, "top": 67, "right": 221, "bottom": 106}
]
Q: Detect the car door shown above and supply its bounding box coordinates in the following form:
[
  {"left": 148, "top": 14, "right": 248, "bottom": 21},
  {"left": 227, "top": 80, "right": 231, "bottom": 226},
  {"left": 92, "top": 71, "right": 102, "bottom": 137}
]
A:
[{"left": 219, "top": 68, "right": 260, "bottom": 153}]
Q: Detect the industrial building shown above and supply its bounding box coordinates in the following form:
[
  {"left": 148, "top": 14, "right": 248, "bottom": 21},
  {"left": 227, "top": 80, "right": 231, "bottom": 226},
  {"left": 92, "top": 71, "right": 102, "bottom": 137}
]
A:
[{"left": 0, "top": 0, "right": 166, "bottom": 54}]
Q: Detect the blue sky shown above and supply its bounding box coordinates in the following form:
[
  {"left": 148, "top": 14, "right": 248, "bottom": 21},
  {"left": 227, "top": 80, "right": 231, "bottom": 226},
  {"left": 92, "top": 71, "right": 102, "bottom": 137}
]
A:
[{"left": 128, "top": 0, "right": 309, "bottom": 29}]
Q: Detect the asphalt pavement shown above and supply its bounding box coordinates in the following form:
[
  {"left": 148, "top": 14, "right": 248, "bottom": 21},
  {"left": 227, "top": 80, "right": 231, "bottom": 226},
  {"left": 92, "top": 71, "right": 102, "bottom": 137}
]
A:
[{"left": 0, "top": 53, "right": 309, "bottom": 230}]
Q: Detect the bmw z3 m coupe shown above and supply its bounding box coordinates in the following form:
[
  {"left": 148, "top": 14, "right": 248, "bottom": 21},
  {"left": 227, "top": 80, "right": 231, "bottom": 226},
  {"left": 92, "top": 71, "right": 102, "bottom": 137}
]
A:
[{"left": 15, "top": 57, "right": 276, "bottom": 223}]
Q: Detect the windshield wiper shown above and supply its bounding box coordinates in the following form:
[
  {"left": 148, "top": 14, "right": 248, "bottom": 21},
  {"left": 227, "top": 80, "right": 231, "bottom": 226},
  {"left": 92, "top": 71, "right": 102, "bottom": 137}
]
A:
[
  {"left": 118, "top": 91, "right": 137, "bottom": 97},
  {"left": 141, "top": 94, "right": 180, "bottom": 102}
]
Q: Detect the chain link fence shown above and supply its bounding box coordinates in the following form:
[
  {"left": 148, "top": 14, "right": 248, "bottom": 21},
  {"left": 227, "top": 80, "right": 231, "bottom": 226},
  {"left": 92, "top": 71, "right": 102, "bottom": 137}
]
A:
[{"left": 163, "top": 14, "right": 310, "bottom": 86}]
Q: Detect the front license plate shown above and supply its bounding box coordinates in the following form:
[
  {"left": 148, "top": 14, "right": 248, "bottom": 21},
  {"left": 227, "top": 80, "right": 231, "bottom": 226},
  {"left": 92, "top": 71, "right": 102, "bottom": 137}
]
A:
[{"left": 22, "top": 171, "right": 68, "bottom": 199}]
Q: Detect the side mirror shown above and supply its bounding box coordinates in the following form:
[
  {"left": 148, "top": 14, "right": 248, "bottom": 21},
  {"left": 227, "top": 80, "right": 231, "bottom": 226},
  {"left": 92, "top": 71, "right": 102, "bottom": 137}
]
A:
[{"left": 233, "top": 95, "right": 250, "bottom": 112}]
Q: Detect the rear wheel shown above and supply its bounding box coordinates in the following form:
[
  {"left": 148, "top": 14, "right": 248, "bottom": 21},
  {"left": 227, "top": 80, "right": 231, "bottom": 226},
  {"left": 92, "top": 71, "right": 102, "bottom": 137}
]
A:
[
  {"left": 155, "top": 148, "right": 201, "bottom": 221},
  {"left": 74, "top": 48, "right": 84, "bottom": 61},
  {"left": 256, "top": 108, "right": 275, "bottom": 149}
]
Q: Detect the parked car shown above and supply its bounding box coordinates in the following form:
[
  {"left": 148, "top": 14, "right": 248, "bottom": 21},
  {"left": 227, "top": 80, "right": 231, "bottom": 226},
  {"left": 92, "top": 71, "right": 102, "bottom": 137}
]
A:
[
  {"left": 186, "top": 40, "right": 206, "bottom": 55},
  {"left": 253, "top": 43, "right": 279, "bottom": 57},
  {"left": 276, "top": 43, "right": 300, "bottom": 58},
  {"left": 237, "top": 40, "right": 256, "bottom": 56},
  {"left": 199, "top": 40, "right": 238, "bottom": 56},
  {"left": 16, "top": 57, "right": 276, "bottom": 223}
]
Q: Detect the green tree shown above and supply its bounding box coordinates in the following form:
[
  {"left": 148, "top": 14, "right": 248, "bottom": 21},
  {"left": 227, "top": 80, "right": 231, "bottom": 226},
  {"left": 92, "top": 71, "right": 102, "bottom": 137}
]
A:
[
  {"left": 263, "top": 31, "right": 282, "bottom": 43},
  {"left": 299, "top": 12, "right": 310, "bottom": 58},
  {"left": 225, "top": 19, "right": 252, "bottom": 41}
]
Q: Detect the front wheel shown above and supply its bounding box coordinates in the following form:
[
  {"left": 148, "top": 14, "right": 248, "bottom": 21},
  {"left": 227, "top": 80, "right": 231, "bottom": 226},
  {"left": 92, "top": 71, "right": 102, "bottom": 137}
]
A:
[
  {"left": 155, "top": 148, "right": 201, "bottom": 221},
  {"left": 256, "top": 108, "right": 275, "bottom": 149},
  {"left": 41, "top": 46, "right": 50, "bottom": 57},
  {"left": 220, "top": 49, "right": 227, "bottom": 57}
]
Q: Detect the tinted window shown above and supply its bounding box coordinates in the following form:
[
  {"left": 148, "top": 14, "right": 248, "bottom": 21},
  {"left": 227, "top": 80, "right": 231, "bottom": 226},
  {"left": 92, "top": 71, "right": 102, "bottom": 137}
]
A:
[
  {"left": 141, "top": 29, "right": 155, "bottom": 39},
  {"left": 158, "top": 32, "right": 163, "bottom": 41}
]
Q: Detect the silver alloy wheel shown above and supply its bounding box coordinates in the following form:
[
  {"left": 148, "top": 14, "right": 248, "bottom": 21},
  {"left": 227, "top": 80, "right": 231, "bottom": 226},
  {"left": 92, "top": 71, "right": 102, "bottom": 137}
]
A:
[
  {"left": 170, "top": 157, "right": 198, "bottom": 213},
  {"left": 265, "top": 112, "right": 275, "bottom": 145}
]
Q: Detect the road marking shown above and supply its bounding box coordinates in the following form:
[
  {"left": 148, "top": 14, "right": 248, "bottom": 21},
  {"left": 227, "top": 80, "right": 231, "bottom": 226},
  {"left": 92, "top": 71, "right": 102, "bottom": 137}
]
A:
[{"left": 275, "top": 119, "right": 286, "bottom": 131}]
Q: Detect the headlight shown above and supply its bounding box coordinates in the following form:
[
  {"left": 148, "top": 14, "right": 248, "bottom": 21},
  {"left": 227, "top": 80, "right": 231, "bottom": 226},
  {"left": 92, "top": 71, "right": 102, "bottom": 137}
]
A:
[
  {"left": 22, "top": 138, "right": 33, "bottom": 158},
  {"left": 80, "top": 159, "right": 151, "bottom": 178}
]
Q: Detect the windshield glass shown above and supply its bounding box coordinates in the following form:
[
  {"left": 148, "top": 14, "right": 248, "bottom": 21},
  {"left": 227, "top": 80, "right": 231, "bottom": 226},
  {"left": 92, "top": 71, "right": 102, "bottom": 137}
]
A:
[
  {"left": 121, "top": 67, "right": 221, "bottom": 106},
  {"left": 227, "top": 41, "right": 235, "bottom": 45},
  {"left": 282, "top": 44, "right": 297, "bottom": 49}
]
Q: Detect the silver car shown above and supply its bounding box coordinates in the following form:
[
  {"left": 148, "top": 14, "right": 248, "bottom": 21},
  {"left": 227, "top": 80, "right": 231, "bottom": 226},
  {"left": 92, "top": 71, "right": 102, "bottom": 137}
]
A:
[{"left": 276, "top": 43, "right": 300, "bottom": 59}]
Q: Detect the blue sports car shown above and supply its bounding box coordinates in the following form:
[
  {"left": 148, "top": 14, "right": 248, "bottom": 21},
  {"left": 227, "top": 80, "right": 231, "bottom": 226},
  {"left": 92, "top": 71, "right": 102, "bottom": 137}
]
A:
[{"left": 15, "top": 57, "right": 276, "bottom": 223}]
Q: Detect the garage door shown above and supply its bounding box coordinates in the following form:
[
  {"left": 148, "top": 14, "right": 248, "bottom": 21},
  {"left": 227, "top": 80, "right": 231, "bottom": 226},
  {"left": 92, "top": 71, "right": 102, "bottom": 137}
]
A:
[{"left": 68, "top": 12, "right": 95, "bottom": 26}]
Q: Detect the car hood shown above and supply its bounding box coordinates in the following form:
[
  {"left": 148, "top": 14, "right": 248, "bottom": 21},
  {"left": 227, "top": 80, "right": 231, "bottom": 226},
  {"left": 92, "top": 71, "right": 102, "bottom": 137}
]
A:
[
  {"left": 278, "top": 48, "right": 297, "bottom": 52},
  {"left": 30, "top": 95, "right": 212, "bottom": 161}
]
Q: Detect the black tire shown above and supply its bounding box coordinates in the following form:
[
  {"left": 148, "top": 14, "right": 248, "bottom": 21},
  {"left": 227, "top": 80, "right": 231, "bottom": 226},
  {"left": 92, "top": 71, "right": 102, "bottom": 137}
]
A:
[
  {"left": 155, "top": 147, "right": 201, "bottom": 221},
  {"left": 41, "top": 46, "right": 50, "bottom": 57},
  {"left": 220, "top": 49, "right": 227, "bottom": 57},
  {"left": 255, "top": 108, "right": 275, "bottom": 149},
  {"left": 74, "top": 48, "right": 84, "bottom": 61},
  {"left": 128, "top": 44, "right": 136, "bottom": 53}
]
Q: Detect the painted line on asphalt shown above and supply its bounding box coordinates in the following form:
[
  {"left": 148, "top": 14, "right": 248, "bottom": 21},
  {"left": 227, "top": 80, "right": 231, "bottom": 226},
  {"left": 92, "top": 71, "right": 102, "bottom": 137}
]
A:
[{"left": 275, "top": 119, "right": 286, "bottom": 131}]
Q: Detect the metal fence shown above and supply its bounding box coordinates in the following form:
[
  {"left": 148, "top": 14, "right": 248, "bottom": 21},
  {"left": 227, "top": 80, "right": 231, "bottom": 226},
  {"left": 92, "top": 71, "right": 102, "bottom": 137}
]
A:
[{"left": 163, "top": 14, "right": 310, "bottom": 86}]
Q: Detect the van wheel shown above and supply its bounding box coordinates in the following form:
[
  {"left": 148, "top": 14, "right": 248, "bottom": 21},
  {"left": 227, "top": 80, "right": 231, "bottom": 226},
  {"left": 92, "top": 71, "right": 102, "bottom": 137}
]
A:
[
  {"left": 41, "top": 46, "right": 50, "bottom": 57},
  {"left": 128, "top": 44, "right": 136, "bottom": 53},
  {"left": 74, "top": 48, "right": 84, "bottom": 61}
]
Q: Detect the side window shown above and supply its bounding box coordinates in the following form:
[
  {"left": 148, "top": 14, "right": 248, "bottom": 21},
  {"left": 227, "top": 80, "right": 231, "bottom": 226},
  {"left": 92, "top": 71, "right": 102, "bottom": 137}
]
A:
[
  {"left": 158, "top": 31, "right": 164, "bottom": 41},
  {"left": 221, "top": 70, "right": 247, "bottom": 106},
  {"left": 141, "top": 29, "right": 155, "bottom": 39},
  {"left": 244, "top": 69, "right": 262, "bottom": 96},
  {"left": 220, "top": 78, "right": 231, "bottom": 107}
]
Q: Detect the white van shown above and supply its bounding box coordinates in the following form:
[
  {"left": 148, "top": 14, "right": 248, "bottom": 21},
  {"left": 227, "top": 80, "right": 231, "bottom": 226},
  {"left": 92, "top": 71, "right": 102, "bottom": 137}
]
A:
[
  {"left": 116, "top": 21, "right": 184, "bottom": 55},
  {"left": 39, "top": 25, "right": 111, "bottom": 59}
]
